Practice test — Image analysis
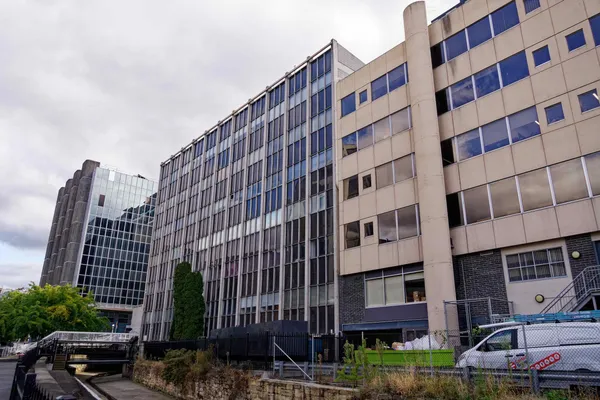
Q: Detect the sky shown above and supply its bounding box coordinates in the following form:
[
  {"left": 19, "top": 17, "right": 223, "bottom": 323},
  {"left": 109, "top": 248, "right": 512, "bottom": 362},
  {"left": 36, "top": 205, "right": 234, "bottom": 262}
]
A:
[{"left": 0, "top": 0, "right": 456, "bottom": 289}]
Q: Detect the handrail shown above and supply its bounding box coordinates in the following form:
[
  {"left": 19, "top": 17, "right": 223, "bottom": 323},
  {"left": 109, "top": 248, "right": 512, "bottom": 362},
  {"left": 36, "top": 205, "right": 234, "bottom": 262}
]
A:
[
  {"left": 540, "top": 265, "right": 600, "bottom": 314},
  {"left": 273, "top": 340, "right": 312, "bottom": 381}
]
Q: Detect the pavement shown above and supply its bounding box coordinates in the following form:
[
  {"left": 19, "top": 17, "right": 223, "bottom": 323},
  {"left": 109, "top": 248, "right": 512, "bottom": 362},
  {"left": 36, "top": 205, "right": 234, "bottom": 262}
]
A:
[
  {"left": 92, "top": 375, "right": 174, "bottom": 400},
  {"left": 0, "top": 361, "right": 16, "bottom": 399}
]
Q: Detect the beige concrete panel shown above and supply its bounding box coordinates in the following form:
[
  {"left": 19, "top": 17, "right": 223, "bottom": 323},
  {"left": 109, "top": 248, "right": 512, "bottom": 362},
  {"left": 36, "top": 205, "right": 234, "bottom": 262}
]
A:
[
  {"left": 385, "top": 43, "right": 406, "bottom": 71},
  {"left": 584, "top": 0, "right": 600, "bottom": 16},
  {"left": 488, "top": 0, "right": 513, "bottom": 12},
  {"left": 440, "top": 6, "right": 465, "bottom": 39},
  {"left": 462, "top": 0, "right": 489, "bottom": 26},
  {"left": 434, "top": 65, "right": 449, "bottom": 91},
  {"left": 394, "top": 178, "right": 416, "bottom": 209},
  {"left": 521, "top": 10, "right": 554, "bottom": 48},
  {"left": 379, "top": 243, "right": 400, "bottom": 269},
  {"left": 526, "top": 37, "right": 560, "bottom": 76},
  {"left": 340, "top": 153, "right": 358, "bottom": 180},
  {"left": 359, "top": 169, "right": 376, "bottom": 196},
  {"left": 593, "top": 197, "right": 600, "bottom": 229},
  {"left": 343, "top": 248, "right": 361, "bottom": 275},
  {"left": 376, "top": 185, "right": 396, "bottom": 214},
  {"left": 484, "top": 146, "right": 515, "bottom": 182},
  {"left": 373, "top": 139, "right": 393, "bottom": 167},
  {"left": 556, "top": 23, "right": 596, "bottom": 62},
  {"left": 550, "top": 0, "right": 587, "bottom": 34},
  {"left": 356, "top": 84, "right": 370, "bottom": 111},
  {"left": 523, "top": 207, "right": 560, "bottom": 243},
  {"left": 512, "top": 136, "right": 547, "bottom": 174},
  {"left": 340, "top": 112, "right": 357, "bottom": 137},
  {"left": 444, "top": 164, "right": 461, "bottom": 194},
  {"left": 391, "top": 130, "right": 412, "bottom": 159},
  {"left": 562, "top": 51, "right": 600, "bottom": 92},
  {"left": 428, "top": 19, "right": 443, "bottom": 46},
  {"left": 438, "top": 113, "right": 455, "bottom": 140},
  {"left": 450, "top": 226, "right": 468, "bottom": 255},
  {"left": 360, "top": 244, "right": 380, "bottom": 273},
  {"left": 452, "top": 102, "right": 479, "bottom": 135},
  {"left": 458, "top": 156, "right": 487, "bottom": 190},
  {"left": 466, "top": 221, "right": 496, "bottom": 253},
  {"left": 398, "top": 236, "right": 422, "bottom": 265},
  {"left": 357, "top": 147, "right": 375, "bottom": 174},
  {"left": 369, "top": 54, "right": 387, "bottom": 83},
  {"left": 569, "top": 82, "right": 600, "bottom": 123},
  {"left": 353, "top": 66, "right": 371, "bottom": 91},
  {"left": 355, "top": 104, "right": 373, "bottom": 130},
  {"left": 469, "top": 40, "right": 497, "bottom": 74},
  {"left": 359, "top": 192, "right": 377, "bottom": 220},
  {"left": 477, "top": 90, "right": 506, "bottom": 126},
  {"left": 493, "top": 214, "right": 526, "bottom": 248},
  {"left": 371, "top": 96, "right": 390, "bottom": 122},
  {"left": 494, "top": 25, "right": 525, "bottom": 62},
  {"left": 337, "top": 75, "right": 355, "bottom": 99},
  {"left": 389, "top": 85, "right": 409, "bottom": 114},
  {"left": 542, "top": 125, "right": 581, "bottom": 164},
  {"left": 342, "top": 197, "right": 359, "bottom": 224},
  {"left": 502, "top": 78, "right": 536, "bottom": 115},
  {"left": 556, "top": 199, "right": 598, "bottom": 237},
  {"left": 447, "top": 53, "right": 472, "bottom": 86},
  {"left": 576, "top": 115, "right": 600, "bottom": 155},
  {"left": 536, "top": 94, "right": 574, "bottom": 134},
  {"left": 530, "top": 65, "right": 567, "bottom": 104}
]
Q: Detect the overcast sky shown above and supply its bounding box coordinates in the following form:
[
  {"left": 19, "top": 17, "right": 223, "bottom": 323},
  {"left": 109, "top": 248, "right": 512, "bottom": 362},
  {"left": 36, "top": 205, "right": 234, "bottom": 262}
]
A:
[{"left": 0, "top": 0, "right": 455, "bottom": 289}]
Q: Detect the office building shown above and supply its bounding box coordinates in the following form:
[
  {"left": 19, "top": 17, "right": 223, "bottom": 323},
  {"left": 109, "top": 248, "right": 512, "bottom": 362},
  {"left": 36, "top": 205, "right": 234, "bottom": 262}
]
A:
[
  {"left": 143, "top": 41, "right": 364, "bottom": 340},
  {"left": 337, "top": 0, "right": 600, "bottom": 341},
  {"left": 41, "top": 160, "right": 157, "bottom": 331}
]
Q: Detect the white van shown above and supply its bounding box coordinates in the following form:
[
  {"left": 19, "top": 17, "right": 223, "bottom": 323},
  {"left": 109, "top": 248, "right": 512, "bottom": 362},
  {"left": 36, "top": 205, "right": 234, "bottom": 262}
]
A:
[{"left": 456, "top": 322, "right": 600, "bottom": 372}]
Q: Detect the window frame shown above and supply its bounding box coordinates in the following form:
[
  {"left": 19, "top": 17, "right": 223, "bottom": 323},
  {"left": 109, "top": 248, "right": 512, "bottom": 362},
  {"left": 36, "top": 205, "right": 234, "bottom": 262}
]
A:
[
  {"left": 532, "top": 45, "right": 551, "bottom": 67},
  {"left": 364, "top": 267, "right": 426, "bottom": 308},
  {"left": 341, "top": 93, "right": 356, "bottom": 117},
  {"left": 359, "top": 90, "right": 368, "bottom": 104},
  {"left": 566, "top": 29, "right": 587, "bottom": 52},
  {"left": 544, "top": 103, "right": 565, "bottom": 125},
  {"left": 505, "top": 247, "right": 567, "bottom": 283},
  {"left": 578, "top": 89, "right": 600, "bottom": 113}
]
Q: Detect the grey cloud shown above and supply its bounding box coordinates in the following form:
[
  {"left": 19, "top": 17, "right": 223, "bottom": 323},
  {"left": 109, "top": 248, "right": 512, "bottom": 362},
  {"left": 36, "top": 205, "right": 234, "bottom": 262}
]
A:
[{"left": 0, "top": 263, "right": 41, "bottom": 289}]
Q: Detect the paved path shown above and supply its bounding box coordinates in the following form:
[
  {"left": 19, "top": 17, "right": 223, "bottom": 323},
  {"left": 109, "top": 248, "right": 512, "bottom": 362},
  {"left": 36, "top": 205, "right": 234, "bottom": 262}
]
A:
[
  {"left": 93, "top": 375, "right": 173, "bottom": 400},
  {"left": 0, "top": 361, "right": 16, "bottom": 399}
]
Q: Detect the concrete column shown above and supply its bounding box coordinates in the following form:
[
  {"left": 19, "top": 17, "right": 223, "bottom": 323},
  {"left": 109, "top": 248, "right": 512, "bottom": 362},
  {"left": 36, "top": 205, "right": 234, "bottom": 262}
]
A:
[
  {"left": 58, "top": 171, "right": 80, "bottom": 284},
  {"left": 50, "top": 178, "right": 72, "bottom": 285},
  {"left": 40, "top": 188, "right": 64, "bottom": 285},
  {"left": 403, "top": 1, "right": 457, "bottom": 333}
]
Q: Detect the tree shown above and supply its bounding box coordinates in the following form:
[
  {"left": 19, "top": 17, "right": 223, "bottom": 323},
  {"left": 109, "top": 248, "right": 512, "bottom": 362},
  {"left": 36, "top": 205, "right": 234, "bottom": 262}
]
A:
[
  {"left": 171, "top": 262, "right": 205, "bottom": 340},
  {"left": 0, "top": 284, "right": 109, "bottom": 342}
]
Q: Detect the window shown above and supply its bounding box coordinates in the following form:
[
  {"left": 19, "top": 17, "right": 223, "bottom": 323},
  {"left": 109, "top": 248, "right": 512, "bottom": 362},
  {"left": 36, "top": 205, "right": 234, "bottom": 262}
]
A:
[
  {"left": 436, "top": 89, "right": 450, "bottom": 115},
  {"left": 532, "top": 45, "right": 551, "bottom": 67},
  {"left": 468, "top": 17, "right": 493, "bottom": 49},
  {"left": 506, "top": 247, "right": 566, "bottom": 282},
  {"left": 492, "top": 2, "right": 519, "bottom": 36},
  {"left": 523, "top": 0, "right": 541, "bottom": 14},
  {"left": 499, "top": 51, "right": 529, "bottom": 86},
  {"left": 585, "top": 152, "right": 600, "bottom": 195},
  {"left": 484, "top": 330, "right": 515, "bottom": 351},
  {"left": 545, "top": 103, "right": 564, "bottom": 124},
  {"left": 373, "top": 117, "right": 391, "bottom": 142},
  {"left": 388, "top": 64, "right": 407, "bottom": 92},
  {"left": 463, "top": 185, "right": 491, "bottom": 223},
  {"left": 98, "top": 194, "right": 105, "bottom": 207},
  {"left": 357, "top": 125, "right": 374, "bottom": 150},
  {"left": 342, "top": 133, "right": 357, "bottom": 157},
  {"left": 345, "top": 221, "right": 360, "bottom": 249},
  {"left": 366, "top": 279, "right": 384, "bottom": 307},
  {"left": 441, "top": 139, "right": 455, "bottom": 166},
  {"left": 474, "top": 65, "right": 501, "bottom": 98},
  {"left": 365, "top": 268, "right": 426, "bottom": 307},
  {"left": 393, "top": 155, "right": 414, "bottom": 183},
  {"left": 396, "top": 205, "right": 418, "bottom": 240},
  {"left": 364, "top": 222, "right": 374, "bottom": 237},
  {"left": 385, "top": 275, "right": 405, "bottom": 305},
  {"left": 375, "top": 162, "right": 394, "bottom": 189},
  {"left": 378, "top": 210, "right": 397, "bottom": 244},
  {"left": 371, "top": 75, "right": 388, "bottom": 100},
  {"left": 578, "top": 89, "right": 600, "bottom": 112},
  {"left": 509, "top": 106, "right": 540, "bottom": 143},
  {"left": 591, "top": 14, "right": 600, "bottom": 46},
  {"left": 359, "top": 90, "right": 368, "bottom": 104},
  {"left": 343, "top": 175, "right": 359, "bottom": 200},
  {"left": 450, "top": 76, "right": 475, "bottom": 109},
  {"left": 391, "top": 108, "right": 411, "bottom": 134},
  {"left": 446, "top": 30, "right": 468, "bottom": 61},
  {"left": 456, "top": 129, "right": 482, "bottom": 161},
  {"left": 490, "top": 177, "right": 520, "bottom": 218},
  {"left": 550, "top": 159, "right": 588, "bottom": 204},
  {"left": 482, "top": 118, "right": 509, "bottom": 152},
  {"left": 446, "top": 193, "right": 464, "bottom": 228},
  {"left": 341, "top": 93, "right": 356, "bottom": 117},
  {"left": 362, "top": 175, "right": 372, "bottom": 189},
  {"left": 518, "top": 168, "right": 553, "bottom": 211},
  {"left": 431, "top": 42, "right": 445, "bottom": 68},
  {"left": 566, "top": 29, "right": 586, "bottom": 52}
]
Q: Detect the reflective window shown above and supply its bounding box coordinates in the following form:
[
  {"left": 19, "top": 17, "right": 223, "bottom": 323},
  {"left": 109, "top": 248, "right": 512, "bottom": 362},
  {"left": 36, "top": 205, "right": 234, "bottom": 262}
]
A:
[
  {"left": 506, "top": 248, "right": 566, "bottom": 282},
  {"left": 342, "top": 133, "right": 357, "bottom": 157},
  {"left": 359, "top": 90, "right": 368, "bottom": 104},
  {"left": 578, "top": 89, "right": 600, "bottom": 112},
  {"left": 341, "top": 93, "right": 356, "bottom": 117},
  {"left": 391, "top": 108, "right": 411, "bottom": 134},
  {"left": 431, "top": 42, "right": 445, "bottom": 68},
  {"left": 375, "top": 162, "right": 394, "bottom": 189},
  {"left": 468, "top": 17, "right": 493, "bottom": 49},
  {"left": 394, "top": 155, "right": 414, "bottom": 183},
  {"left": 446, "top": 30, "right": 468, "bottom": 61},
  {"left": 343, "top": 175, "right": 359, "bottom": 200},
  {"left": 385, "top": 275, "right": 405, "bottom": 305},
  {"left": 490, "top": 177, "right": 520, "bottom": 218},
  {"left": 519, "top": 168, "right": 553, "bottom": 211},
  {"left": 591, "top": 14, "right": 600, "bottom": 46},
  {"left": 364, "top": 222, "right": 374, "bottom": 237},
  {"left": 366, "top": 279, "right": 384, "bottom": 307},
  {"left": 499, "top": 51, "right": 529, "bottom": 86},
  {"left": 451, "top": 76, "right": 475, "bottom": 108},
  {"left": 371, "top": 75, "right": 388, "bottom": 100},
  {"left": 474, "top": 65, "right": 501, "bottom": 98},
  {"left": 357, "top": 125, "right": 373, "bottom": 150},
  {"left": 396, "top": 205, "right": 418, "bottom": 240},
  {"left": 345, "top": 221, "right": 360, "bottom": 249},
  {"left": 446, "top": 193, "right": 465, "bottom": 228},
  {"left": 373, "top": 117, "right": 390, "bottom": 142},
  {"left": 550, "top": 159, "right": 588, "bottom": 204},
  {"left": 362, "top": 174, "right": 372, "bottom": 189},
  {"left": 566, "top": 29, "right": 586, "bottom": 52},
  {"left": 482, "top": 119, "right": 509, "bottom": 152},
  {"left": 545, "top": 103, "right": 565, "bottom": 124},
  {"left": 378, "top": 210, "right": 397, "bottom": 244},
  {"left": 463, "top": 185, "right": 491, "bottom": 223},
  {"left": 492, "top": 2, "right": 519, "bottom": 36},
  {"left": 532, "top": 45, "right": 551, "bottom": 67},
  {"left": 509, "top": 106, "right": 540, "bottom": 143},
  {"left": 388, "top": 65, "right": 407, "bottom": 92},
  {"left": 456, "top": 129, "right": 482, "bottom": 161},
  {"left": 585, "top": 152, "right": 600, "bottom": 195},
  {"left": 524, "top": 0, "right": 541, "bottom": 14}
]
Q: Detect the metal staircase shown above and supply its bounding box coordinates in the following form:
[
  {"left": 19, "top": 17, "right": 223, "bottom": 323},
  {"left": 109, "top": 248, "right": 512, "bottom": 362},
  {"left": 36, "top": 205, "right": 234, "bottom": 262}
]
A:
[{"left": 540, "top": 265, "right": 600, "bottom": 314}]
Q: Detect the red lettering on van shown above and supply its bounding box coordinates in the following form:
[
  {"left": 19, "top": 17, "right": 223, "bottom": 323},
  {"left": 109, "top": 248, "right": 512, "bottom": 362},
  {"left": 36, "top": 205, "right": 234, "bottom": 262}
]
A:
[{"left": 530, "top": 353, "right": 561, "bottom": 370}]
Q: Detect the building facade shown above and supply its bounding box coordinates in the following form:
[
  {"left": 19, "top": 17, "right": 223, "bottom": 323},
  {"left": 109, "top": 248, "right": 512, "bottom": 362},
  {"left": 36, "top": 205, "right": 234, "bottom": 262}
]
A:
[
  {"left": 41, "top": 160, "right": 157, "bottom": 331},
  {"left": 143, "top": 41, "right": 364, "bottom": 340},
  {"left": 337, "top": 0, "right": 600, "bottom": 342}
]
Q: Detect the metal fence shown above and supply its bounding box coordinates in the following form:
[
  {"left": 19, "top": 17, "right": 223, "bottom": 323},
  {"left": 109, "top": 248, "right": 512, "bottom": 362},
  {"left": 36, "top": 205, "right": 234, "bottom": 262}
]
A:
[{"left": 10, "top": 365, "right": 55, "bottom": 400}]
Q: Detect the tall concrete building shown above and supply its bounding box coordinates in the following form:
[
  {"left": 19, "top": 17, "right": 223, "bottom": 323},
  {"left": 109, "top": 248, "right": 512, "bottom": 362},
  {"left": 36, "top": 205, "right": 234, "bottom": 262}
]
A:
[
  {"left": 143, "top": 41, "right": 364, "bottom": 340},
  {"left": 41, "top": 160, "right": 157, "bottom": 331},
  {"left": 336, "top": 0, "right": 600, "bottom": 342}
]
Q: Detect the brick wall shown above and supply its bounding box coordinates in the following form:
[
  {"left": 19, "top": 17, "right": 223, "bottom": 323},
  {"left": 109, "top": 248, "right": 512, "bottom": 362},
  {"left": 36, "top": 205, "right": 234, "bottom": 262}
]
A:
[
  {"left": 565, "top": 234, "right": 598, "bottom": 279},
  {"left": 338, "top": 273, "right": 364, "bottom": 326}
]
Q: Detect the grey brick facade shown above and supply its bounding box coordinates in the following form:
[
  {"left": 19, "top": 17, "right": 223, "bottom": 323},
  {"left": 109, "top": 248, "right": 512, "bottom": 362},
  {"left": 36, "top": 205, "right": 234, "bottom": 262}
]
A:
[
  {"left": 565, "top": 234, "right": 598, "bottom": 279},
  {"left": 339, "top": 273, "right": 365, "bottom": 326}
]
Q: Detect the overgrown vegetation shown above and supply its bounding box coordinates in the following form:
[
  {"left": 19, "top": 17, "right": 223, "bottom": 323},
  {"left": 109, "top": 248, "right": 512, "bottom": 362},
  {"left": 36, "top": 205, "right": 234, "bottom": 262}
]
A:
[
  {"left": 170, "top": 262, "right": 205, "bottom": 340},
  {"left": 336, "top": 339, "right": 378, "bottom": 386}
]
